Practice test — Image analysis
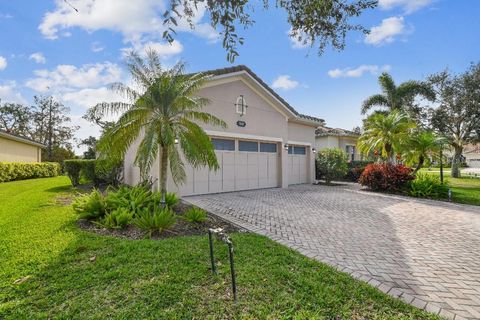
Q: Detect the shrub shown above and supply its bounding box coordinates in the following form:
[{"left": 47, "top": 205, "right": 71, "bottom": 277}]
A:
[
  {"left": 64, "top": 159, "right": 122, "bottom": 187},
  {"left": 72, "top": 189, "right": 106, "bottom": 219},
  {"left": 98, "top": 208, "right": 133, "bottom": 229},
  {"left": 409, "top": 173, "right": 449, "bottom": 199},
  {"left": 184, "top": 207, "right": 207, "bottom": 223},
  {"left": 0, "top": 162, "right": 60, "bottom": 183},
  {"left": 105, "top": 185, "right": 152, "bottom": 214},
  {"left": 150, "top": 192, "right": 180, "bottom": 209},
  {"left": 344, "top": 161, "right": 373, "bottom": 182},
  {"left": 315, "top": 148, "right": 348, "bottom": 184},
  {"left": 64, "top": 159, "right": 95, "bottom": 187},
  {"left": 359, "top": 163, "right": 415, "bottom": 192},
  {"left": 134, "top": 207, "right": 177, "bottom": 237}
]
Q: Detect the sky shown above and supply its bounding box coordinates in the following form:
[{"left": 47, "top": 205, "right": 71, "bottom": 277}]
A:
[{"left": 0, "top": 0, "right": 479, "bottom": 153}]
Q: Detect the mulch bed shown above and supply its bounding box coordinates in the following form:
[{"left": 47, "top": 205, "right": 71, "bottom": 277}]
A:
[{"left": 77, "top": 200, "right": 245, "bottom": 240}]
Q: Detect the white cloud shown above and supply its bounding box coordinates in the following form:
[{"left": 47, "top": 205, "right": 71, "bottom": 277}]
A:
[
  {"left": 287, "top": 29, "right": 311, "bottom": 49},
  {"left": 25, "top": 62, "right": 122, "bottom": 92},
  {"left": 91, "top": 42, "right": 104, "bottom": 52},
  {"left": 62, "top": 87, "right": 123, "bottom": 109},
  {"left": 271, "top": 75, "right": 300, "bottom": 90},
  {"left": 0, "top": 13, "right": 13, "bottom": 19},
  {"left": 29, "top": 52, "right": 47, "bottom": 64},
  {"left": 365, "top": 16, "right": 407, "bottom": 46},
  {"left": 379, "top": 0, "right": 433, "bottom": 14},
  {"left": 0, "top": 81, "right": 28, "bottom": 104},
  {"left": 123, "top": 40, "right": 183, "bottom": 58},
  {"left": 0, "top": 56, "right": 7, "bottom": 70},
  {"left": 39, "top": 0, "right": 218, "bottom": 43},
  {"left": 328, "top": 65, "right": 392, "bottom": 78}
]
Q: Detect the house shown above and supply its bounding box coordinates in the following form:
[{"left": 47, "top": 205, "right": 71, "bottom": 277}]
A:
[
  {"left": 315, "top": 126, "right": 361, "bottom": 161},
  {"left": 123, "top": 65, "right": 324, "bottom": 196},
  {"left": 464, "top": 144, "right": 480, "bottom": 168},
  {"left": 0, "top": 130, "right": 44, "bottom": 163}
]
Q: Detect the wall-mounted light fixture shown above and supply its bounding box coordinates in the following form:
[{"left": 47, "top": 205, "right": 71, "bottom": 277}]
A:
[
  {"left": 284, "top": 143, "right": 289, "bottom": 151},
  {"left": 174, "top": 138, "right": 179, "bottom": 144},
  {"left": 312, "top": 148, "right": 316, "bottom": 153}
]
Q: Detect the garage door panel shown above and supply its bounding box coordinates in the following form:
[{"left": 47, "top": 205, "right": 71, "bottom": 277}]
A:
[{"left": 194, "top": 167, "right": 209, "bottom": 194}]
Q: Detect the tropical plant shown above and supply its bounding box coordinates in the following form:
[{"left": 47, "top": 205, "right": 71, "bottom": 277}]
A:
[
  {"left": 358, "top": 163, "right": 415, "bottom": 192},
  {"left": 104, "top": 185, "right": 152, "bottom": 214},
  {"left": 151, "top": 192, "right": 180, "bottom": 209},
  {"left": 94, "top": 50, "right": 226, "bottom": 205},
  {"left": 98, "top": 208, "right": 133, "bottom": 229},
  {"left": 409, "top": 173, "right": 449, "bottom": 199},
  {"left": 133, "top": 207, "right": 177, "bottom": 238},
  {"left": 184, "top": 207, "right": 208, "bottom": 224},
  {"left": 402, "top": 131, "right": 445, "bottom": 173},
  {"left": 315, "top": 148, "right": 348, "bottom": 184},
  {"left": 358, "top": 111, "right": 416, "bottom": 163},
  {"left": 72, "top": 189, "right": 106, "bottom": 220},
  {"left": 361, "top": 72, "right": 435, "bottom": 116}
]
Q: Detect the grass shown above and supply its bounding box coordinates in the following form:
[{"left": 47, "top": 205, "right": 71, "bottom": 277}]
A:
[
  {"left": 0, "top": 177, "right": 440, "bottom": 319},
  {"left": 419, "top": 168, "right": 480, "bottom": 206}
]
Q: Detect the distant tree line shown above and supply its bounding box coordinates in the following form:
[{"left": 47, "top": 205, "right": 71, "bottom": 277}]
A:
[{"left": 0, "top": 95, "right": 78, "bottom": 162}]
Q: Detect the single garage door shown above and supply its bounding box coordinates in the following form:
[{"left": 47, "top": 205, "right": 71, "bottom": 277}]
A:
[
  {"left": 288, "top": 145, "right": 308, "bottom": 184},
  {"left": 179, "top": 138, "right": 279, "bottom": 196}
]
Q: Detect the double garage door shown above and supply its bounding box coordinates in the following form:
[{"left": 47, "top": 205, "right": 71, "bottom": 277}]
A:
[{"left": 179, "top": 138, "right": 280, "bottom": 196}]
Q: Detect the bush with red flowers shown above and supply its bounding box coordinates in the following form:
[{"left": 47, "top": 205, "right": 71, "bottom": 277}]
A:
[{"left": 358, "top": 163, "right": 415, "bottom": 192}]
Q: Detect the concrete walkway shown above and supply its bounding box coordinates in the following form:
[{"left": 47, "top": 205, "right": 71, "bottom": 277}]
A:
[{"left": 185, "top": 184, "right": 480, "bottom": 320}]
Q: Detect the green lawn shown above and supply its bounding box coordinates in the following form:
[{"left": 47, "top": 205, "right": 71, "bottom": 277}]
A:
[
  {"left": 0, "top": 177, "right": 439, "bottom": 319},
  {"left": 419, "top": 169, "right": 480, "bottom": 206}
]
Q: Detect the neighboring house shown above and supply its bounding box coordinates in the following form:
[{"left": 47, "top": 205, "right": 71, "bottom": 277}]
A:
[
  {"left": 315, "top": 127, "right": 361, "bottom": 161},
  {"left": 463, "top": 144, "right": 480, "bottom": 168},
  {"left": 0, "top": 129, "right": 44, "bottom": 162},
  {"left": 124, "top": 65, "right": 324, "bottom": 196}
]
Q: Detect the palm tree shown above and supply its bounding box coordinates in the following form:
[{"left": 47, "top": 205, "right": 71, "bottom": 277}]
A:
[
  {"left": 358, "top": 111, "right": 416, "bottom": 163},
  {"left": 402, "top": 131, "right": 445, "bottom": 173},
  {"left": 361, "top": 72, "right": 435, "bottom": 115},
  {"left": 94, "top": 50, "right": 226, "bottom": 203}
]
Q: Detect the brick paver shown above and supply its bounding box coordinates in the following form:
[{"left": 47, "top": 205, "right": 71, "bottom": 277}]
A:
[{"left": 185, "top": 184, "right": 480, "bottom": 320}]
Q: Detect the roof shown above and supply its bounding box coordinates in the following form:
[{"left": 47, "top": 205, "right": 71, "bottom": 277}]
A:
[
  {"left": 315, "top": 126, "right": 360, "bottom": 138},
  {"left": 202, "top": 65, "right": 325, "bottom": 125},
  {"left": 0, "top": 129, "right": 45, "bottom": 148}
]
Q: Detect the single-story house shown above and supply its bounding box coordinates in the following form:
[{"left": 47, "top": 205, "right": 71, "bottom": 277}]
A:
[
  {"left": 124, "top": 65, "right": 324, "bottom": 196},
  {"left": 315, "top": 126, "right": 361, "bottom": 161},
  {"left": 464, "top": 144, "right": 480, "bottom": 168},
  {"left": 0, "top": 129, "right": 44, "bottom": 163}
]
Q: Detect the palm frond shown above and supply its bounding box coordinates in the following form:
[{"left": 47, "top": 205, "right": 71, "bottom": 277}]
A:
[
  {"left": 397, "top": 81, "right": 436, "bottom": 102},
  {"left": 361, "top": 94, "right": 389, "bottom": 114}
]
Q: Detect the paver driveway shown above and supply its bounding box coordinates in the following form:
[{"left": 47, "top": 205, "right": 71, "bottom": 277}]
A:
[{"left": 185, "top": 184, "right": 480, "bottom": 320}]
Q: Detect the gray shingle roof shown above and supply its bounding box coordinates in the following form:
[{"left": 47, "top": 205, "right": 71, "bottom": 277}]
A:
[
  {"left": 0, "top": 129, "right": 45, "bottom": 147},
  {"left": 315, "top": 126, "right": 360, "bottom": 137},
  {"left": 201, "top": 65, "right": 325, "bottom": 124}
]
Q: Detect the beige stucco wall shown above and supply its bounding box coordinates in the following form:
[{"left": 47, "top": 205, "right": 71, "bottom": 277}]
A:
[
  {"left": 315, "top": 135, "right": 361, "bottom": 161},
  {"left": 123, "top": 75, "right": 318, "bottom": 194},
  {"left": 0, "top": 137, "right": 41, "bottom": 162}
]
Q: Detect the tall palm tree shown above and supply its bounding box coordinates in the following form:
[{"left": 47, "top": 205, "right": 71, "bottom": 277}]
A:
[
  {"left": 94, "top": 50, "right": 226, "bottom": 203},
  {"left": 358, "top": 111, "right": 416, "bottom": 163},
  {"left": 402, "top": 131, "right": 445, "bottom": 173},
  {"left": 361, "top": 72, "right": 435, "bottom": 115}
]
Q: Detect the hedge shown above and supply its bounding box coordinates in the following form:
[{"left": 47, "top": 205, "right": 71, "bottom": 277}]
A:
[
  {"left": 0, "top": 162, "right": 60, "bottom": 183},
  {"left": 64, "top": 159, "right": 122, "bottom": 187}
]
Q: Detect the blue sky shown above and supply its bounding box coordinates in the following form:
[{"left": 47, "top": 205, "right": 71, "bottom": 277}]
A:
[{"left": 0, "top": 0, "right": 479, "bottom": 152}]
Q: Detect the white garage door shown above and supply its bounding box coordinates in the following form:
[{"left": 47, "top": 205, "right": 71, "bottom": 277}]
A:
[
  {"left": 288, "top": 145, "right": 308, "bottom": 185},
  {"left": 180, "top": 138, "right": 279, "bottom": 196}
]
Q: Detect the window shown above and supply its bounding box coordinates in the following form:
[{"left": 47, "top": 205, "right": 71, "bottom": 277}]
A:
[
  {"left": 211, "top": 138, "right": 235, "bottom": 151},
  {"left": 260, "top": 142, "right": 277, "bottom": 153},
  {"left": 239, "top": 140, "right": 258, "bottom": 152},
  {"left": 235, "top": 95, "right": 247, "bottom": 115},
  {"left": 288, "top": 146, "right": 293, "bottom": 154},
  {"left": 293, "top": 146, "right": 306, "bottom": 155}
]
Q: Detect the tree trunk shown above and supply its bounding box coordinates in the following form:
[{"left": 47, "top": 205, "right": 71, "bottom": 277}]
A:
[
  {"left": 451, "top": 145, "right": 462, "bottom": 178},
  {"left": 385, "top": 143, "right": 394, "bottom": 164},
  {"left": 414, "top": 155, "right": 424, "bottom": 173},
  {"left": 159, "top": 146, "right": 169, "bottom": 207}
]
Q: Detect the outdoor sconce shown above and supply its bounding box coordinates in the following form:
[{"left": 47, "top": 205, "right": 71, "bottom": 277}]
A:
[
  {"left": 284, "top": 144, "right": 289, "bottom": 151},
  {"left": 312, "top": 148, "right": 316, "bottom": 153},
  {"left": 174, "top": 138, "right": 179, "bottom": 144}
]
